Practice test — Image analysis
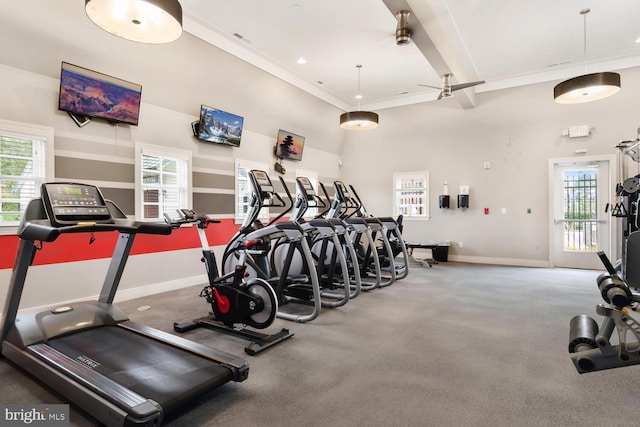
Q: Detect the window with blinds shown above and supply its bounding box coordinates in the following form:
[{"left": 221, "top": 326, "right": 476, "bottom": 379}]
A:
[
  {"left": 0, "top": 132, "right": 47, "bottom": 226},
  {"left": 135, "top": 143, "right": 191, "bottom": 221},
  {"left": 235, "top": 159, "right": 269, "bottom": 223}
]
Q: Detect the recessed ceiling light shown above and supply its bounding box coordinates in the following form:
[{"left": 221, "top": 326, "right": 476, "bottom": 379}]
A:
[
  {"left": 297, "top": 58, "right": 307, "bottom": 65},
  {"left": 635, "top": 37, "right": 640, "bottom": 43},
  {"left": 355, "top": 94, "right": 363, "bottom": 100}
]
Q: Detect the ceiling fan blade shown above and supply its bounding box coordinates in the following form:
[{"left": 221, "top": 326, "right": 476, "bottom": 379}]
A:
[
  {"left": 437, "top": 91, "right": 444, "bottom": 100},
  {"left": 450, "top": 80, "right": 486, "bottom": 92},
  {"left": 418, "top": 83, "right": 441, "bottom": 90}
]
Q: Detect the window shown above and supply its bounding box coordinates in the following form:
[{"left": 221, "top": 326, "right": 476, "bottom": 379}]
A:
[
  {"left": 296, "top": 168, "right": 319, "bottom": 218},
  {"left": 0, "top": 119, "right": 54, "bottom": 230},
  {"left": 393, "top": 171, "right": 429, "bottom": 219},
  {"left": 235, "top": 159, "right": 269, "bottom": 223},
  {"left": 135, "top": 143, "right": 191, "bottom": 221}
]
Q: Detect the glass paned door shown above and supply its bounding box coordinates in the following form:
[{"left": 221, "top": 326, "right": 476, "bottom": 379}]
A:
[
  {"left": 552, "top": 159, "right": 611, "bottom": 269},
  {"left": 563, "top": 169, "right": 598, "bottom": 252}
]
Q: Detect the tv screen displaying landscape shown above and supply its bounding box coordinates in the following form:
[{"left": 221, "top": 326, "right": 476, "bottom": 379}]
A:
[
  {"left": 275, "top": 129, "right": 305, "bottom": 161},
  {"left": 197, "top": 105, "right": 244, "bottom": 147},
  {"left": 58, "top": 62, "right": 142, "bottom": 126}
]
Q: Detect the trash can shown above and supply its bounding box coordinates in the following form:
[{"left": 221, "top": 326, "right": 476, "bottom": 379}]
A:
[{"left": 433, "top": 244, "right": 449, "bottom": 262}]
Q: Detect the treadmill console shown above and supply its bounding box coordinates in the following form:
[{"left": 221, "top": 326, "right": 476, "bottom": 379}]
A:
[{"left": 41, "top": 182, "right": 113, "bottom": 227}]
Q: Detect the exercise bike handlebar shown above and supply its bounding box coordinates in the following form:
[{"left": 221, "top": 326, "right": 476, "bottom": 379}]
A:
[{"left": 164, "top": 209, "right": 221, "bottom": 229}]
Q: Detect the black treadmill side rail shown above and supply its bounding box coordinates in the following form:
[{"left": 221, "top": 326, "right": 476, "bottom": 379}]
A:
[{"left": 3, "top": 340, "right": 161, "bottom": 427}]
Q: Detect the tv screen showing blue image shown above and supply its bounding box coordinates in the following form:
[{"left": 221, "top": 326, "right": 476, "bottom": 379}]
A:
[
  {"left": 58, "top": 62, "right": 142, "bottom": 126},
  {"left": 197, "top": 105, "right": 244, "bottom": 147}
]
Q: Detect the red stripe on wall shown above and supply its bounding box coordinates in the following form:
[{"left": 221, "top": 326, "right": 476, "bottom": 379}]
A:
[{"left": 0, "top": 219, "right": 240, "bottom": 269}]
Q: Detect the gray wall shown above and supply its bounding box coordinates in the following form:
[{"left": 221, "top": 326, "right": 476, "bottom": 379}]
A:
[{"left": 341, "top": 67, "right": 640, "bottom": 265}]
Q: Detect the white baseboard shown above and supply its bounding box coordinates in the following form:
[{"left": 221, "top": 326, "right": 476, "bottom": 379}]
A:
[{"left": 447, "top": 254, "right": 550, "bottom": 268}]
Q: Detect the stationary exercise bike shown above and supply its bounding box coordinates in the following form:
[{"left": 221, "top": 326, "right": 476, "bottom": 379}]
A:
[{"left": 167, "top": 209, "right": 293, "bottom": 355}]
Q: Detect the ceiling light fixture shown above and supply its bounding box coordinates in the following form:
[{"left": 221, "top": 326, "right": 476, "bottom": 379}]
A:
[
  {"left": 340, "top": 65, "right": 379, "bottom": 131},
  {"left": 85, "top": 0, "right": 183, "bottom": 44},
  {"left": 554, "top": 8, "right": 620, "bottom": 104}
]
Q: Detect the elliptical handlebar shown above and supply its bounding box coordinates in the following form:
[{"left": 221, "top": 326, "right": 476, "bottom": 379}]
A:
[
  {"left": 348, "top": 184, "right": 371, "bottom": 218},
  {"left": 316, "top": 182, "right": 333, "bottom": 218},
  {"left": 333, "top": 181, "right": 361, "bottom": 219},
  {"left": 265, "top": 176, "right": 294, "bottom": 226}
]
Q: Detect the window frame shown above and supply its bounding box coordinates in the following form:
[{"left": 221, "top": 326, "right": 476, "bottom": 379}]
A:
[
  {"left": 393, "top": 171, "right": 429, "bottom": 220},
  {"left": 134, "top": 142, "right": 192, "bottom": 221},
  {"left": 0, "top": 119, "right": 54, "bottom": 234},
  {"left": 235, "top": 159, "right": 269, "bottom": 224}
]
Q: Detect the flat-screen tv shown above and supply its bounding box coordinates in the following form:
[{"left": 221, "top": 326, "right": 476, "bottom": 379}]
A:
[
  {"left": 58, "top": 62, "right": 142, "bottom": 126},
  {"left": 195, "top": 105, "right": 244, "bottom": 147},
  {"left": 275, "top": 129, "right": 305, "bottom": 161}
]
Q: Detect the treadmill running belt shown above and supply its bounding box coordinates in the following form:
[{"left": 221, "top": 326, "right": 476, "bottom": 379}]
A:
[{"left": 47, "top": 326, "right": 233, "bottom": 414}]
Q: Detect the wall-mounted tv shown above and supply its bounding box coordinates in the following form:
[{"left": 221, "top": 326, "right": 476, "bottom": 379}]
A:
[
  {"left": 58, "top": 62, "right": 142, "bottom": 126},
  {"left": 196, "top": 105, "right": 244, "bottom": 147},
  {"left": 275, "top": 129, "right": 305, "bottom": 161}
]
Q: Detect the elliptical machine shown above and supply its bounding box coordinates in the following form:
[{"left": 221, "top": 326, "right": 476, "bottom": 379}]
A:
[
  {"left": 326, "top": 181, "right": 395, "bottom": 288},
  {"left": 222, "top": 170, "right": 323, "bottom": 323},
  {"left": 270, "top": 176, "right": 359, "bottom": 302},
  {"left": 347, "top": 184, "right": 410, "bottom": 280},
  {"left": 167, "top": 209, "right": 293, "bottom": 355}
]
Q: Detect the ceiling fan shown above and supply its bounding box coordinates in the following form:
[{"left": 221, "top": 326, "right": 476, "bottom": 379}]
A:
[{"left": 419, "top": 74, "right": 485, "bottom": 100}]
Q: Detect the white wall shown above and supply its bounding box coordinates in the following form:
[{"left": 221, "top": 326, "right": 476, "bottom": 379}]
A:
[{"left": 341, "top": 67, "right": 640, "bottom": 266}]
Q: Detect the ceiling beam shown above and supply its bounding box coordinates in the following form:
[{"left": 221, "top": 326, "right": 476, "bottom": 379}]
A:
[{"left": 382, "top": 0, "right": 481, "bottom": 108}]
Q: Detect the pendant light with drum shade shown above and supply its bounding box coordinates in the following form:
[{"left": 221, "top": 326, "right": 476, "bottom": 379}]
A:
[
  {"left": 340, "top": 65, "right": 379, "bottom": 130},
  {"left": 85, "top": 0, "right": 183, "bottom": 44},
  {"left": 554, "top": 8, "right": 620, "bottom": 104}
]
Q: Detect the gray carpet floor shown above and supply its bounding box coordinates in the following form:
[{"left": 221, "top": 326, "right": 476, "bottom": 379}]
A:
[{"left": 1, "top": 261, "right": 637, "bottom": 426}]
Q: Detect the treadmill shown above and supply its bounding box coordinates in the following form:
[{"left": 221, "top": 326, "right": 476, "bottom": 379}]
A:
[{"left": 0, "top": 182, "right": 249, "bottom": 426}]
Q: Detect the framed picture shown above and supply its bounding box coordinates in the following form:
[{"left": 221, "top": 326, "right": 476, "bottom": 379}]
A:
[{"left": 275, "top": 129, "right": 305, "bottom": 161}]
